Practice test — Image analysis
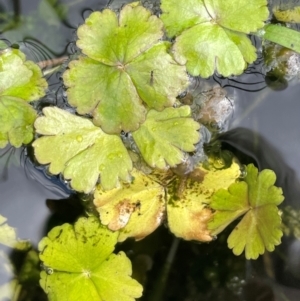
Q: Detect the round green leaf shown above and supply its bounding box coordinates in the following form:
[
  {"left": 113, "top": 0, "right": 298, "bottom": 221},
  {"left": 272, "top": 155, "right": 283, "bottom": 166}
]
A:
[
  {"left": 0, "top": 48, "right": 47, "bottom": 148},
  {"left": 161, "top": 0, "right": 269, "bottom": 77},
  {"left": 0, "top": 96, "right": 37, "bottom": 148},
  {"left": 132, "top": 106, "right": 200, "bottom": 169},
  {"left": 0, "top": 48, "right": 47, "bottom": 101},
  {"left": 63, "top": 3, "right": 188, "bottom": 134},
  {"left": 39, "top": 217, "right": 142, "bottom": 301},
  {"left": 32, "top": 107, "right": 132, "bottom": 193},
  {"left": 77, "top": 3, "right": 163, "bottom": 65}
]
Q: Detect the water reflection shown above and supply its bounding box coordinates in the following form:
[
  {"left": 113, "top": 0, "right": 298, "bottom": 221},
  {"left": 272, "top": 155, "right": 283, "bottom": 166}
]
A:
[{"left": 0, "top": 146, "right": 67, "bottom": 244}]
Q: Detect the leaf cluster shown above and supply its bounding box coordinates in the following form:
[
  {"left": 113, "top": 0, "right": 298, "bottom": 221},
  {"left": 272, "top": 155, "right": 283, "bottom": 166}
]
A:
[{"left": 94, "top": 159, "right": 241, "bottom": 242}]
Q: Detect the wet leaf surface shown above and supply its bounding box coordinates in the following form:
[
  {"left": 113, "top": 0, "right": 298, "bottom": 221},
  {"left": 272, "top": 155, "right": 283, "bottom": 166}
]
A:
[{"left": 32, "top": 107, "right": 132, "bottom": 193}]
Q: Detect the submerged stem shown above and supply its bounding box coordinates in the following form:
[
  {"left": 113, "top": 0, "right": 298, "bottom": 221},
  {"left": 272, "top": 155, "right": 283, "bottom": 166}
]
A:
[{"left": 148, "top": 237, "right": 180, "bottom": 301}]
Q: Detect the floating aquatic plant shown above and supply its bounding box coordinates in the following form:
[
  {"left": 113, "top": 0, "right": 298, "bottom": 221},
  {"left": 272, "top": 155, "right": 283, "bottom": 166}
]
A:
[
  {"left": 39, "top": 216, "right": 143, "bottom": 301},
  {"left": 94, "top": 159, "right": 241, "bottom": 242},
  {"left": 160, "top": 0, "right": 269, "bottom": 77},
  {"left": 0, "top": 49, "right": 47, "bottom": 148},
  {"left": 208, "top": 164, "right": 284, "bottom": 259},
  {"left": 63, "top": 2, "right": 188, "bottom": 134},
  {"left": 32, "top": 107, "right": 132, "bottom": 193},
  {"left": 32, "top": 106, "right": 200, "bottom": 193}
]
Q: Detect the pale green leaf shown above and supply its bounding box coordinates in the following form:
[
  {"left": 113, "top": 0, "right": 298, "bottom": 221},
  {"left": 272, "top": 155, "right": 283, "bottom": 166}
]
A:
[
  {"left": 0, "top": 214, "right": 31, "bottom": 250},
  {"left": 203, "top": 0, "right": 268, "bottom": 33},
  {"left": 76, "top": 3, "right": 163, "bottom": 65},
  {"left": 94, "top": 169, "right": 165, "bottom": 242},
  {"left": 160, "top": 0, "right": 210, "bottom": 38},
  {"left": 0, "top": 96, "right": 37, "bottom": 148},
  {"left": 32, "top": 107, "right": 132, "bottom": 193},
  {"left": 208, "top": 164, "right": 284, "bottom": 259},
  {"left": 132, "top": 106, "right": 200, "bottom": 169},
  {"left": 63, "top": 3, "right": 188, "bottom": 134},
  {"left": 207, "top": 182, "right": 249, "bottom": 235},
  {"left": 0, "top": 49, "right": 47, "bottom": 148},
  {"left": 167, "top": 159, "right": 241, "bottom": 241},
  {"left": 161, "top": 0, "right": 269, "bottom": 77},
  {"left": 63, "top": 57, "right": 147, "bottom": 133},
  {"left": 39, "top": 217, "right": 143, "bottom": 301},
  {"left": 228, "top": 205, "right": 283, "bottom": 259},
  {"left": 0, "top": 48, "right": 47, "bottom": 101}
]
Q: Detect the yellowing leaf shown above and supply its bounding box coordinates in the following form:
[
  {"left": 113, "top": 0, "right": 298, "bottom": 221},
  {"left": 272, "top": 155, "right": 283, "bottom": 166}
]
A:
[
  {"left": 167, "top": 159, "right": 241, "bottom": 241},
  {"left": 32, "top": 107, "right": 132, "bottom": 193},
  {"left": 273, "top": 6, "right": 300, "bottom": 23},
  {"left": 132, "top": 106, "right": 200, "bottom": 169},
  {"left": 0, "top": 215, "right": 30, "bottom": 250},
  {"left": 208, "top": 164, "right": 284, "bottom": 259},
  {"left": 161, "top": 0, "right": 269, "bottom": 77},
  {"left": 63, "top": 3, "right": 188, "bottom": 134},
  {"left": 94, "top": 169, "right": 165, "bottom": 242},
  {"left": 0, "top": 49, "right": 47, "bottom": 148},
  {"left": 39, "top": 216, "right": 143, "bottom": 301}
]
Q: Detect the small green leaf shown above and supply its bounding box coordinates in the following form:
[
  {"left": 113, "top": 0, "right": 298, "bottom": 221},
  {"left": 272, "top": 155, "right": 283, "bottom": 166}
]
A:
[
  {"left": 0, "top": 49, "right": 47, "bottom": 148},
  {"left": 0, "top": 48, "right": 47, "bottom": 101},
  {"left": 39, "top": 216, "right": 143, "bottom": 301},
  {"left": 161, "top": 0, "right": 269, "bottom": 77},
  {"left": 32, "top": 107, "right": 132, "bottom": 193},
  {"left": 132, "top": 106, "right": 200, "bottom": 169},
  {"left": 0, "top": 214, "right": 31, "bottom": 250},
  {"left": 94, "top": 169, "right": 165, "bottom": 242},
  {"left": 208, "top": 164, "right": 284, "bottom": 259},
  {"left": 63, "top": 3, "right": 188, "bottom": 134},
  {"left": 0, "top": 96, "right": 37, "bottom": 148}
]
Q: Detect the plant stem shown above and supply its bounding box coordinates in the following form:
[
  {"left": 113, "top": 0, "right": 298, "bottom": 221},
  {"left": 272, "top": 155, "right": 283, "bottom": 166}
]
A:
[
  {"left": 13, "top": 0, "right": 20, "bottom": 23},
  {"left": 37, "top": 56, "right": 68, "bottom": 70},
  {"left": 148, "top": 237, "right": 180, "bottom": 301}
]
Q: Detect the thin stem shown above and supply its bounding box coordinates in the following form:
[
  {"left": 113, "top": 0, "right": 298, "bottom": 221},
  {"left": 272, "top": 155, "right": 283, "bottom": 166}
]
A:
[
  {"left": 12, "top": 0, "right": 20, "bottom": 22},
  {"left": 37, "top": 56, "right": 68, "bottom": 70},
  {"left": 148, "top": 237, "right": 180, "bottom": 301}
]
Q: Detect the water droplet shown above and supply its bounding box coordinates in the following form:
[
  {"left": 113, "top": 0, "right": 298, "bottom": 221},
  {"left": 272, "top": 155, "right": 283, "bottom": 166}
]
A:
[
  {"left": 108, "top": 153, "right": 115, "bottom": 160},
  {"left": 46, "top": 268, "right": 54, "bottom": 275},
  {"left": 76, "top": 135, "right": 83, "bottom": 142}
]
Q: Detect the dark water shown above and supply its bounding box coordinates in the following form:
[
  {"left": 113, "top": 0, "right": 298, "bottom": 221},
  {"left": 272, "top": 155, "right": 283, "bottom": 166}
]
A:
[{"left": 1, "top": 0, "right": 300, "bottom": 300}]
